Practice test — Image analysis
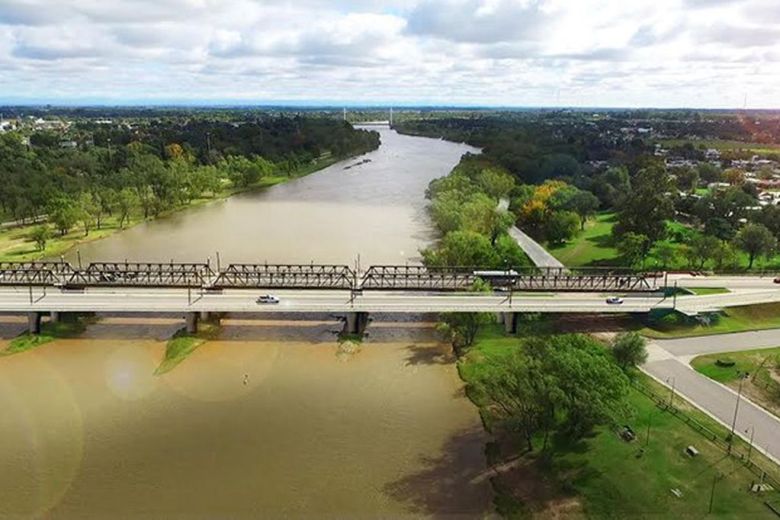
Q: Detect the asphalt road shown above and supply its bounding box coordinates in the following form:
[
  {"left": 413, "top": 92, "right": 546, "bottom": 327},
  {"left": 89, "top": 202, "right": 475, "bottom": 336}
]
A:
[{"left": 644, "top": 334, "right": 780, "bottom": 465}]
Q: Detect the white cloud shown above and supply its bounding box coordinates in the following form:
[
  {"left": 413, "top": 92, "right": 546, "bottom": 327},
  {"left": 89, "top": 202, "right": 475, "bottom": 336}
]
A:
[{"left": 0, "top": 0, "right": 778, "bottom": 107}]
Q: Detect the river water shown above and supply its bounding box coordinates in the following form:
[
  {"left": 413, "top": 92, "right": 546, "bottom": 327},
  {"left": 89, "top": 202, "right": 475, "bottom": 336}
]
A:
[{"left": 0, "top": 129, "right": 493, "bottom": 518}]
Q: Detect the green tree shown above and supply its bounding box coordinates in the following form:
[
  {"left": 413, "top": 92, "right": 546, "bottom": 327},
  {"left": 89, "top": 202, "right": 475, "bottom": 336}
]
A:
[
  {"left": 614, "top": 166, "right": 673, "bottom": 247},
  {"left": 734, "top": 223, "right": 776, "bottom": 269},
  {"left": 651, "top": 241, "right": 677, "bottom": 269},
  {"left": 617, "top": 232, "right": 649, "bottom": 267},
  {"left": 116, "top": 188, "right": 138, "bottom": 229},
  {"left": 564, "top": 190, "right": 600, "bottom": 230},
  {"left": 611, "top": 332, "right": 648, "bottom": 371},
  {"left": 545, "top": 210, "right": 579, "bottom": 245},
  {"left": 422, "top": 230, "right": 499, "bottom": 267},
  {"left": 438, "top": 313, "right": 493, "bottom": 355},
  {"left": 29, "top": 225, "right": 51, "bottom": 251},
  {"left": 47, "top": 197, "right": 80, "bottom": 236},
  {"left": 688, "top": 233, "right": 721, "bottom": 269},
  {"left": 474, "top": 335, "right": 630, "bottom": 451},
  {"left": 462, "top": 194, "right": 514, "bottom": 244},
  {"left": 478, "top": 168, "right": 514, "bottom": 200},
  {"left": 77, "top": 192, "right": 99, "bottom": 236}
]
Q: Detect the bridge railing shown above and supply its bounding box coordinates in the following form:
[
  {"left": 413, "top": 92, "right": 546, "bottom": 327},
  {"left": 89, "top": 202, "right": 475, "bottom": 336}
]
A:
[
  {"left": 0, "top": 262, "right": 74, "bottom": 286},
  {"left": 67, "top": 262, "right": 214, "bottom": 288},
  {"left": 211, "top": 264, "right": 356, "bottom": 290},
  {"left": 0, "top": 261, "right": 663, "bottom": 293}
]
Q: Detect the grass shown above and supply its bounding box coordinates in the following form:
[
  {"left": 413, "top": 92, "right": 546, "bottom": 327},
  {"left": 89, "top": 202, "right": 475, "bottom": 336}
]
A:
[
  {"left": 692, "top": 347, "right": 780, "bottom": 418},
  {"left": 1, "top": 317, "right": 88, "bottom": 356},
  {"left": 684, "top": 287, "right": 730, "bottom": 296},
  {"left": 549, "top": 212, "right": 619, "bottom": 267},
  {"left": 640, "top": 302, "right": 780, "bottom": 339},
  {"left": 154, "top": 321, "right": 221, "bottom": 375},
  {"left": 459, "top": 325, "right": 780, "bottom": 518},
  {"left": 0, "top": 155, "right": 347, "bottom": 263}
]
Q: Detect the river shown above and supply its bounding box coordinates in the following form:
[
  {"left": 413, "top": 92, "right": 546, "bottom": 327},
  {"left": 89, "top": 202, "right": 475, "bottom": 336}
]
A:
[{"left": 0, "top": 128, "right": 493, "bottom": 518}]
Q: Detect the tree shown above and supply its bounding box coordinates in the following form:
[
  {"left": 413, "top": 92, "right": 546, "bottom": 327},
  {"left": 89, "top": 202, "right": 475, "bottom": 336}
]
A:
[
  {"left": 564, "top": 190, "right": 600, "bottom": 230},
  {"left": 47, "top": 197, "right": 80, "bottom": 236},
  {"left": 651, "top": 241, "right": 677, "bottom": 269},
  {"left": 473, "top": 335, "right": 630, "bottom": 451},
  {"left": 697, "top": 163, "right": 722, "bottom": 184},
  {"left": 613, "top": 166, "right": 673, "bottom": 247},
  {"left": 462, "top": 194, "right": 514, "bottom": 244},
  {"left": 688, "top": 233, "right": 721, "bottom": 269},
  {"left": 711, "top": 240, "right": 740, "bottom": 271},
  {"left": 478, "top": 168, "right": 514, "bottom": 200},
  {"left": 438, "top": 312, "right": 493, "bottom": 354},
  {"left": 674, "top": 167, "right": 700, "bottom": 193},
  {"left": 421, "top": 230, "right": 500, "bottom": 267},
  {"left": 617, "top": 232, "right": 649, "bottom": 267},
  {"left": 116, "top": 188, "right": 138, "bottom": 229},
  {"left": 611, "top": 332, "right": 648, "bottom": 371},
  {"left": 494, "top": 234, "right": 531, "bottom": 268},
  {"left": 734, "top": 223, "right": 776, "bottom": 269},
  {"left": 29, "top": 225, "right": 51, "bottom": 251},
  {"left": 77, "top": 192, "right": 98, "bottom": 236},
  {"left": 545, "top": 210, "right": 579, "bottom": 245}
]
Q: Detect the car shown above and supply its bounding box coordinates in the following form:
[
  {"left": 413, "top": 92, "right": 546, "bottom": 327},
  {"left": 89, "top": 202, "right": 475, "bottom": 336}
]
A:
[
  {"left": 606, "top": 296, "right": 624, "bottom": 305},
  {"left": 774, "top": 277, "right": 780, "bottom": 284},
  {"left": 256, "top": 295, "right": 280, "bottom": 304}
]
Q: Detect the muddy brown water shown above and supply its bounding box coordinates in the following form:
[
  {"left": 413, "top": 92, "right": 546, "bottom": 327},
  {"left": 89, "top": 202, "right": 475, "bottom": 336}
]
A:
[{"left": 0, "top": 130, "right": 492, "bottom": 518}]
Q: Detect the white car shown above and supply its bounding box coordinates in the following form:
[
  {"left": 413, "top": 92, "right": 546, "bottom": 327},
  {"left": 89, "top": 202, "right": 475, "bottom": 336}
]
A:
[
  {"left": 606, "top": 296, "right": 624, "bottom": 305},
  {"left": 256, "top": 295, "right": 280, "bottom": 304}
]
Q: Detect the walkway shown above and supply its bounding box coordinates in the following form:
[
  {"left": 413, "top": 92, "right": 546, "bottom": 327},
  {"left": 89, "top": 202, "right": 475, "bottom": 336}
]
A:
[
  {"left": 643, "top": 331, "right": 780, "bottom": 465},
  {"left": 498, "top": 198, "right": 565, "bottom": 269}
]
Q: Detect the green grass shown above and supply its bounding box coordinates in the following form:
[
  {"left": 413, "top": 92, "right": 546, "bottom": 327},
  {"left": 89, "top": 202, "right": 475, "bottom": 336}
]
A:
[
  {"left": 1, "top": 318, "right": 87, "bottom": 356},
  {"left": 684, "top": 287, "right": 730, "bottom": 296},
  {"left": 692, "top": 347, "right": 780, "bottom": 384},
  {"left": 549, "top": 212, "right": 619, "bottom": 267},
  {"left": 155, "top": 322, "right": 221, "bottom": 375},
  {"left": 459, "top": 326, "right": 780, "bottom": 517},
  {"left": 640, "top": 303, "right": 780, "bottom": 338}
]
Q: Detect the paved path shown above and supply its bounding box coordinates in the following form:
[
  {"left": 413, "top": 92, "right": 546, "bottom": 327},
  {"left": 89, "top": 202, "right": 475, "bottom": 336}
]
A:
[
  {"left": 498, "top": 198, "right": 564, "bottom": 269},
  {"left": 643, "top": 331, "right": 780, "bottom": 465}
]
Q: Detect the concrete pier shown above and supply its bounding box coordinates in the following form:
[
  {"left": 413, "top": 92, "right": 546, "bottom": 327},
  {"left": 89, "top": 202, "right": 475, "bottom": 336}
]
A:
[
  {"left": 344, "top": 312, "right": 370, "bottom": 335},
  {"left": 185, "top": 312, "right": 199, "bottom": 334},
  {"left": 50, "top": 311, "right": 61, "bottom": 323},
  {"left": 27, "top": 312, "right": 42, "bottom": 334},
  {"left": 502, "top": 312, "right": 518, "bottom": 334}
]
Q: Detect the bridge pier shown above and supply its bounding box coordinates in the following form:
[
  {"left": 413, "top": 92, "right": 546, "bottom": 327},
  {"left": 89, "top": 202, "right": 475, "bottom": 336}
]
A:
[
  {"left": 185, "top": 312, "right": 199, "bottom": 334},
  {"left": 502, "top": 312, "right": 518, "bottom": 334},
  {"left": 27, "top": 312, "right": 42, "bottom": 335},
  {"left": 344, "top": 312, "right": 369, "bottom": 335},
  {"left": 50, "top": 311, "right": 61, "bottom": 323}
]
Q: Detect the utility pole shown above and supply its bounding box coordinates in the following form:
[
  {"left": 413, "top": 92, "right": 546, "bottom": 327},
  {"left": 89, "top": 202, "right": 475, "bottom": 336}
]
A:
[{"left": 728, "top": 372, "right": 748, "bottom": 452}]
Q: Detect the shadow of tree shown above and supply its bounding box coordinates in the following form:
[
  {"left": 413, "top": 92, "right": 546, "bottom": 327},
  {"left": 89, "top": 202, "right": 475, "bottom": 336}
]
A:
[
  {"left": 403, "top": 343, "right": 455, "bottom": 366},
  {"left": 383, "top": 426, "right": 494, "bottom": 518}
]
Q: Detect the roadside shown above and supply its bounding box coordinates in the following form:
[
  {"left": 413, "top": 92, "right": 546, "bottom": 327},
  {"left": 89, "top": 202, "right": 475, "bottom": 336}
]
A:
[{"left": 499, "top": 198, "right": 565, "bottom": 269}]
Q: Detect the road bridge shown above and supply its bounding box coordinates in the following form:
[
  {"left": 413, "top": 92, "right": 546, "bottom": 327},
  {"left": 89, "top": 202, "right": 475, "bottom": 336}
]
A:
[{"left": 1, "top": 260, "right": 778, "bottom": 335}]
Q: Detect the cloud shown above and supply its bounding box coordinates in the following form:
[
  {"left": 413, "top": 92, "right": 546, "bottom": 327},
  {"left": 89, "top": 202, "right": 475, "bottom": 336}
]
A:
[
  {"left": 405, "top": 0, "right": 550, "bottom": 44},
  {"left": 0, "top": 0, "right": 778, "bottom": 108}
]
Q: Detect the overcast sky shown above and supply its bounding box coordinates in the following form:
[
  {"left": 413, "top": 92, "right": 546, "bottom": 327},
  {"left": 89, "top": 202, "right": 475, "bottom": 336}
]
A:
[{"left": 1, "top": 0, "right": 779, "bottom": 108}]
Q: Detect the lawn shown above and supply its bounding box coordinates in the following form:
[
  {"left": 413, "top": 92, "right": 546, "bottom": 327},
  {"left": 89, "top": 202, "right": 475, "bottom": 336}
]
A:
[
  {"left": 459, "top": 325, "right": 780, "bottom": 518},
  {"left": 691, "top": 347, "right": 780, "bottom": 419},
  {"left": 549, "top": 212, "right": 619, "bottom": 267},
  {"left": 658, "top": 138, "right": 780, "bottom": 155},
  {"left": 640, "top": 302, "right": 780, "bottom": 339},
  {"left": 684, "top": 287, "right": 730, "bottom": 296},
  {"left": 155, "top": 321, "right": 221, "bottom": 375}
]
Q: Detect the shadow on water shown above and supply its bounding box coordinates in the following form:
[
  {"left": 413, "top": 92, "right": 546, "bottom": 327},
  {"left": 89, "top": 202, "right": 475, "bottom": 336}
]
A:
[
  {"left": 383, "top": 426, "right": 493, "bottom": 518},
  {"left": 403, "top": 343, "right": 456, "bottom": 366}
]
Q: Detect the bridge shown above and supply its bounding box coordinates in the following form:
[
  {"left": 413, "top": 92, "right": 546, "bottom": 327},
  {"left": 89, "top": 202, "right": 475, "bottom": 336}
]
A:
[{"left": 1, "top": 260, "right": 777, "bottom": 335}]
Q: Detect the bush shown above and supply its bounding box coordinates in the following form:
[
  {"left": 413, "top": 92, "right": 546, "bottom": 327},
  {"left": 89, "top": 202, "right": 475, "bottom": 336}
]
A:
[{"left": 715, "top": 358, "right": 736, "bottom": 367}]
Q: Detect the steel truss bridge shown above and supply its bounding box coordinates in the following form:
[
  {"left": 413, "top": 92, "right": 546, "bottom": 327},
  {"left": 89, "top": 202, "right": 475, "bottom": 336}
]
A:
[{"left": 0, "top": 261, "right": 663, "bottom": 293}]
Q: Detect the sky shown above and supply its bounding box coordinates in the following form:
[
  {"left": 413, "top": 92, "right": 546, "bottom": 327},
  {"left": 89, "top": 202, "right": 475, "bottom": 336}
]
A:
[{"left": 0, "top": 0, "right": 779, "bottom": 108}]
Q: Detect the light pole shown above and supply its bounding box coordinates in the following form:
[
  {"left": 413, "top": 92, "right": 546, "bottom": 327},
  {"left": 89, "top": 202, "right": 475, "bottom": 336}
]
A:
[
  {"left": 745, "top": 426, "right": 755, "bottom": 464},
  {"left": 728, "top": 372, "right": 749, "bottom": 453},
  {"left": 666, "top": 376, "right": 677, "bottom": 408}
]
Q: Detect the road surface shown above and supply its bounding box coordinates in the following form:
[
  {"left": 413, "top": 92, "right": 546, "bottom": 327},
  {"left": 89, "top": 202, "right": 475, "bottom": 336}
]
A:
[
  {"left": 498, "top": 198, "right": 565, "bottom": 269},
  {"left": 644, "top": 332, "right": 780, "bottom": 465}
]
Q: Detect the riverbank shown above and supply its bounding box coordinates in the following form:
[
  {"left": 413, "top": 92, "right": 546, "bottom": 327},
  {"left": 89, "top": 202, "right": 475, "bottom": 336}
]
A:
[{"left": 0, "top": 154, "right": 351, "bottom": 263}]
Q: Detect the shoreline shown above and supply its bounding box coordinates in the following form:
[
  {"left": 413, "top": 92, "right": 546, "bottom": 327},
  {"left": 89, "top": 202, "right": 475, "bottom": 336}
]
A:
[{"left": 0, "top": 152, "right": 368, "bottom": 264}]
